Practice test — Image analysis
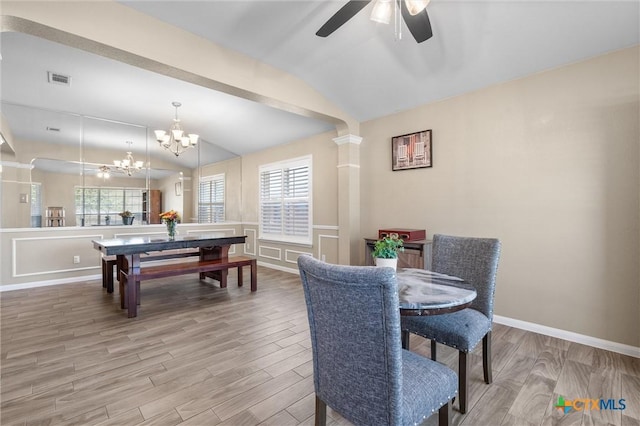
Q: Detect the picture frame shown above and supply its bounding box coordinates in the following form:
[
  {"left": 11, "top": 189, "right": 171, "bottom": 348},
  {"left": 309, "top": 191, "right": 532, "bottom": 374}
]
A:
[
  {"left": 175, "top": 181, "right": 182, "bottom": 196},
  {"left": 391, "top": 129, "right": 432, "bottom": 171}
]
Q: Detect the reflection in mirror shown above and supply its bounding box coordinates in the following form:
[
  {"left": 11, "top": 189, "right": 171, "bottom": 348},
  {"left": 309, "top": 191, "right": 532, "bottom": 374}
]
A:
[
  {"left": 1, "top": 26, "right": 332, "bottom": 229},
  {"left": 0, "top": 103, "right": 82, "bottom": 228},
  {"left": 79, "top": 116, "right": 149, "bottom": 227}
]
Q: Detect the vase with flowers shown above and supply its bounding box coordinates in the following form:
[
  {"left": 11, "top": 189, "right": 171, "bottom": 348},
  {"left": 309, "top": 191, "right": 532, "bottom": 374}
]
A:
[{"left": 159, "top": 209, "right": 180, "bottom": 239}]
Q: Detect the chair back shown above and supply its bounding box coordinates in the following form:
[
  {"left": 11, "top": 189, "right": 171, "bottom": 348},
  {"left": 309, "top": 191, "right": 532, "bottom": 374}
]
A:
[
  {"left": 431, "top": 234, "right": 501, "bottom": 320},
  {"left": 297, "top": 255, "right": 403, "bottom": 425}
]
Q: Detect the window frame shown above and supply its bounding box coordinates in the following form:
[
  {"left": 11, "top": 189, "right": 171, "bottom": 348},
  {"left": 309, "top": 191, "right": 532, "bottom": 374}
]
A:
[
  {"left": 258, "top": 155, "right": 313, "bottom": 245},
  {"left": 74, "top": 186, "right": 144, "bottom": 226}
]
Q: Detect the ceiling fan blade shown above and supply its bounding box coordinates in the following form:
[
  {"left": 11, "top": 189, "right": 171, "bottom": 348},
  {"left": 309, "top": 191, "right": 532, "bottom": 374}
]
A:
[
  {"left": 401, "top": 1, "right": 433, "bottom": 43},
  {"left": 316, "top": 0, "right": 372, "bottom": 37}
]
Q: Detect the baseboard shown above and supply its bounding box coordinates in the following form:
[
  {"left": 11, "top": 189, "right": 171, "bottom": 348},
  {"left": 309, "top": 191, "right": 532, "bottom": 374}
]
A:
[
  {"left": 257, "top": 260, "right": 300, "bottom": 276},
  {"left": 493, "top": 315, "right": 640, "bottom": 358},
  {"left": 0, "top": 274, "right": 102, "bottom": 292}
]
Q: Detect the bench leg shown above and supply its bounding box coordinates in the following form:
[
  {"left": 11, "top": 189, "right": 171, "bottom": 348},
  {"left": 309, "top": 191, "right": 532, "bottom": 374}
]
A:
[
  {"left": 250, "top": 260, "right": 257, "bottom": 292},
  {"left": 237, "top": 265, "right": 243, "bottom": 287}
]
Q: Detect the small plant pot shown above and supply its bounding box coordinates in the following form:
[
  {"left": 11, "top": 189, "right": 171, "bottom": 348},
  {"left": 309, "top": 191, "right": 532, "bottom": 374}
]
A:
[
  {"left": 122, "top": 216, "right": 134, "bottom": 225},
  {"left": 375, "top": 258, "right": 397, "bottom": 270}
]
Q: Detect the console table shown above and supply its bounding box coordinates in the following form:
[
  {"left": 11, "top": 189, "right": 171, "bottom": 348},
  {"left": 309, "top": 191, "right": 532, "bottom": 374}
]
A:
[{"left": 364, "top": 238, "right": 432, "bottom": 270}]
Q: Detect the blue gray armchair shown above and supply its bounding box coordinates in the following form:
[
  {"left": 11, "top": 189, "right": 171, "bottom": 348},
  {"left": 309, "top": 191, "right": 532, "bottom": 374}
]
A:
[
  {"left": 297, "top": 255, "right": 457, "bottom": 426},
  {"left": 401, "top": 234, "right": 501, "bottom": 414}
]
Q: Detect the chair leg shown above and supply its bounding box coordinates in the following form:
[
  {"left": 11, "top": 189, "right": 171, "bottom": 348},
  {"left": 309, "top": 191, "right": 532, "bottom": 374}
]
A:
[
  {"left": 438, "top": 400, "right": 451, "bottom": 426},
  {"left": 401, "top": 330, "right": 410, "bottom": 349},
  {"left": 431, "top": 340, "right": 437, "bottom": 361},
  {"left": 315, "top": 396, "right": 327, "bottom": 426},
  {"left": 483, "top": 331, "right": 492, "bottom": 384},
  {"left": 458, "top": 351, "right": 469, "bottom": 414}
]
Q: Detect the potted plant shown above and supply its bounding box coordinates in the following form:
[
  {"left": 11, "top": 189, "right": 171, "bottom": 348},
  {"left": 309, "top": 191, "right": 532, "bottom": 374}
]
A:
[
  {"left": 119, "top": 210, "right": 134, "bottom": 225},
  {"left": 372, "top": 235, "right": 404, "bottom": 269}
]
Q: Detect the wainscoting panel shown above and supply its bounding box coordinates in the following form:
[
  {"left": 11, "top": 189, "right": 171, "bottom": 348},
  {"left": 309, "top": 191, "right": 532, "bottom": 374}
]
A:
[
  {"left": 284, "top": 249, "right": 312, "bottom": 265},
  {"left": 258, "top": 245, "right": 282, "bottom": 261},
  {"left": 317, "top": 234, "right": 339, "bottom": 264},
  {"left": 243, "top": 228, "right": 257, "bottom": 256},
  {"left": 12, "top": 234, "right": 103, "bottom": 277}
]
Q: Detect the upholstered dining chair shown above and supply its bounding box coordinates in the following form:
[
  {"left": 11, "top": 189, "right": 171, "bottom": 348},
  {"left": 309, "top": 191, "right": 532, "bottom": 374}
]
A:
[
  {"left": 297, "top": 255, "right": 457, "bottom": 426},
  {"left": 401, "top": 234, "right": 501, "bottom": 414}
]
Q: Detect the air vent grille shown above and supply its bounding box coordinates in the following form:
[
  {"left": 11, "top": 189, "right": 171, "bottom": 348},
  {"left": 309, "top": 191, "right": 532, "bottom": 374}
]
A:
[
  {"left": 46, "top": 127, "right": 61, "bottom": 132},
  {"left": 47, "top": 72, "right": 71, "bottom": 86}
]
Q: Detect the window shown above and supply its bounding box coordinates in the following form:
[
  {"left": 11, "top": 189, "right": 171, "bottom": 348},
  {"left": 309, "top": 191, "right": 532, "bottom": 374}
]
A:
[
  {"left": 259, "top": 155, "right": 312, "bottom": 245},
  {"left": 30, "top": 183, "right": 42, "bottom": 227},
  {"left": 199, "top": 174, "right": 225, "bottom": 223},
  {"left": 75, "top": 187, "right": 144, "bottom": 226}
]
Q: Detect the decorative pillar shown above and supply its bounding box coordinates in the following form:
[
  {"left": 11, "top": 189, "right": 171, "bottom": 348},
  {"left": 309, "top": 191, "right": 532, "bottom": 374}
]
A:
[{"left": 334, "top": 134, "right": 362, "bottom": 265}]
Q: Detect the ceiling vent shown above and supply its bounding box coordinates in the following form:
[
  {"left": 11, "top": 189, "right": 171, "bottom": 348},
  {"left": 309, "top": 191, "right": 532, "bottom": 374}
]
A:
[
  {"left": 46, "top": 127, "right": 61, "bottom": 132},
  {"left": 47, "top": 71, "right": 71, "bottom": 86}
]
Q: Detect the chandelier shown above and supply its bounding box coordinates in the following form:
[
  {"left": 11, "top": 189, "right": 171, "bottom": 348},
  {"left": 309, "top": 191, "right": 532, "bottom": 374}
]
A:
[
  {"left": 97, "top": 165, "right": 110, "bottom": 180},
  {"left": 113, "top": 141, "right": 144, "bottom": 176},
  {"left": 154, "top": 101, "right": 199, "bottom": 157}
]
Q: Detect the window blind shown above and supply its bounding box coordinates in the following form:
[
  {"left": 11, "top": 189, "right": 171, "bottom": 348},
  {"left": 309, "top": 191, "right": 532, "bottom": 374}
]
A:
[
  {"left": 259, "top": 156, "right": 312, "bottom": 244},
  {"left": 199, "top": 174, "right": 225, "bottom": 223}
]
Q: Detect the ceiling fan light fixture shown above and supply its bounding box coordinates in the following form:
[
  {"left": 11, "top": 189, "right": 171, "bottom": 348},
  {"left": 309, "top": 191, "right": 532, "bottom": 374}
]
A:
[
  {"left": 405, "top": 0, "right": 430, "bottom": 16},
  {"left": 370, "top": 0, "right": 392, "bottom": 24},
  {"left": 97, "top": 165, "right": 110, "bottom": 179}
]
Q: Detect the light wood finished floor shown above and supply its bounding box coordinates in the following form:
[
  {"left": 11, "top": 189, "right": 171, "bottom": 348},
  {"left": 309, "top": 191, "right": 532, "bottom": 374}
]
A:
[{"left": 1, "top": 267, "right": 639, "bottom": 426}]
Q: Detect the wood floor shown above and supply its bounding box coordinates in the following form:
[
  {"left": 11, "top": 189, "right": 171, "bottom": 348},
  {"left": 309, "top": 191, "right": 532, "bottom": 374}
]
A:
[{"left": 1, "top": 267, "right": 639, "bottom": 426}]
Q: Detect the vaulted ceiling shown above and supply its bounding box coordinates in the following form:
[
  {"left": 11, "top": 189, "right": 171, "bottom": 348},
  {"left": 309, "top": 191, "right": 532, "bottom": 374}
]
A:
[{"left": 2, "top": 1, "right": 638, "bottom": 169}]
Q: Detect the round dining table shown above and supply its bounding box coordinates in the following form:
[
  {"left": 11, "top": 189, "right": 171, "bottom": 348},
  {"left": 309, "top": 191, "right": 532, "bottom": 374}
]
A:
[{"left": 396, "top": 268, "right": 477, "bottom": 316}]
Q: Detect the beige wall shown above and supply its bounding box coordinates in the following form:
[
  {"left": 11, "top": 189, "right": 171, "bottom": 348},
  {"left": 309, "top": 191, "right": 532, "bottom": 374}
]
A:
[
  {"left": 361, "top": 46, "right": 640, "bottom": 347},
  {"left": 240, "top": 130, "right": 340, "bottom": 269}
]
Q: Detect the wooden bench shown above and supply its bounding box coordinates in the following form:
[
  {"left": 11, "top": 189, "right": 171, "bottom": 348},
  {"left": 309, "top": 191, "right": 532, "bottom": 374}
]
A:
[
  {"left": 119, "top": 255, "right": 257, "bottom": 317},
  {"left": 102, "top": 249, "right": 199, "bottom": 293}
]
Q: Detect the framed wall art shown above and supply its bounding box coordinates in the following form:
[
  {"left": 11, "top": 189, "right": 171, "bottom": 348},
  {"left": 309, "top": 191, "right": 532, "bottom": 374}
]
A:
[
  {"left": 391, "top": 129, "right": 432, "bottom": 171},
  {"left": 175, "top": 181, "right": 182, "bottom": 196}
]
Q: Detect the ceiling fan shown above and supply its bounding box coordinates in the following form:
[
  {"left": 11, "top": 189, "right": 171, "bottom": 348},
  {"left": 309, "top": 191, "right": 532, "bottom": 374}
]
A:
[{"left": 316, "top": 0, "right": 433, "bottom": 43}]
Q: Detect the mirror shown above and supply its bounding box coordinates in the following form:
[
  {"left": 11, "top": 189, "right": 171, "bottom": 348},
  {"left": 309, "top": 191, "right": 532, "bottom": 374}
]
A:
[
  {"left": 0, "top": 31, "right": 230, "bottom": 228},
  {"left": 0, "top": 101, "right": 196, "bottom": 228},
  {"left": 1, "top": 18, "right": 336, "bottom": 229}
]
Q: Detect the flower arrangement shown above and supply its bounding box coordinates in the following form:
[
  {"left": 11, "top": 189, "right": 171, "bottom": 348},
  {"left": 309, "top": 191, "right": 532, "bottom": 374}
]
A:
[
  {"left": 159, "top": 210, "right": 180, "bottom": 223},
  {"left": 372, "top": 235, "right": 405, "bottom": 259},
  {"left": 118, "top": 210, "right": 133, "bottom": 217},
  {"left": 159, "top": 210, "right": 180, "bottom": 239}
]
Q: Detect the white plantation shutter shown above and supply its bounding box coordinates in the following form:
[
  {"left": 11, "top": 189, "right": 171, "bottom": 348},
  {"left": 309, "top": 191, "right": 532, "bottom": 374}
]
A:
[
  {"left": 199, "top": 174, "right": 225, "bottom": 223},
  {"left": 259, "top": 156, "right": 312, "bottom": 244}
]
